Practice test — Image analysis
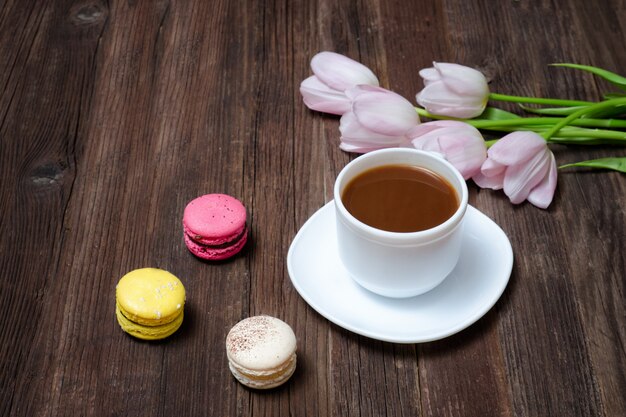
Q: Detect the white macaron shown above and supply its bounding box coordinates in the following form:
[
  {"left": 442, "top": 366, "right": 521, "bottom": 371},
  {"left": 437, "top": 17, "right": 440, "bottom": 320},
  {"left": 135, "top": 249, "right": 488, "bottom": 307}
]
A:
[{"left": 226, "top": 315, "right": 297, "bottom": 389}]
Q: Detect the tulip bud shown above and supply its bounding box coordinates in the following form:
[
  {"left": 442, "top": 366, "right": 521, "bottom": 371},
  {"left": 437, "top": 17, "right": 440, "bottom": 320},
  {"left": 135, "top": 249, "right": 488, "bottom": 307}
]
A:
[
  {"left": 300, "top": 52, "right": 379, "bottom": 115},
  {"left": 416, "top": 62, "right": 490, "bottom": 118},
  {"left": 339, "top": 85, "right": 420, "bottom": 153},
  {"left": 473, "top": 131, "right": 557, "bottom": 208},
  {"left": 409, "top": 120, "right": 487, "bottom": 179}
]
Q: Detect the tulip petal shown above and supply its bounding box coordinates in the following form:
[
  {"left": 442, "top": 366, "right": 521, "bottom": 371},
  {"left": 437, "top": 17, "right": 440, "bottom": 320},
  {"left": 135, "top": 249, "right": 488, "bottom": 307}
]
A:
[
  {"left": 340, "top": 139, "right": 401, "bottom": 153},
  {"left": 416, "top": 82, "right": 486, "bottom": 119},
  {"left": 409, "top": 120, "right": 469, "bottom": 138},
  {"left": 418, "top": 67, "right": 441, "bottom": 84},
  {"left": 410, "top": 122, "right": 486, "bottom": 179},
  {"left": 352, "top": 89, "right": 419, "bottom": 136},
  {"left": 480, "top": 158, "right": 505, "bottom": 176},
  {"left": 488, "top": 131, "right": 548, "bottom": 165},
  {"left": 473, "top": 130, "right": 558, "bottom": 207},
  {"left": 438, "top": 136, "right": 486, "bottom": 179},
  {"left": 527, "top": 153, "right": 557, "bottom": 209},
  {"left": 433, "top": 62, "right": 490, "bottom": 97},
  {"left": 473, "top": 158, "right": 506, "bottom": 189},
  {"left": 416, "top": 62, "right": 489, "bottom": 118},
  {"left": 339, "top": 112, "right": 408, "bottom": 146},
  {"left": 311, "top": 51, "right": 379, "bottom": 91},
  {"left": 346, "top": 84, "right": 389, "bottom": 100},
  {"left": 300, "top": 76, "right": 352, "bottom": 115},
  {"left": 503, "top": 149, "right": 551, "bottom": 204},
  {"left": 473, "top": 170, "right": 505, "bottom": 190}
]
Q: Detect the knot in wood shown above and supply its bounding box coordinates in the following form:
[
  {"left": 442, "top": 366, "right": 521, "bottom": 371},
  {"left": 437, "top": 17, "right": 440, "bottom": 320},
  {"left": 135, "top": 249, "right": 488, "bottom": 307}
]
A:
[
  {"left": 30, "top": 162, "right": 66, "bottom": 186},
  {"left": 70, "top": 2, "right": 107, "bottom": 25}
]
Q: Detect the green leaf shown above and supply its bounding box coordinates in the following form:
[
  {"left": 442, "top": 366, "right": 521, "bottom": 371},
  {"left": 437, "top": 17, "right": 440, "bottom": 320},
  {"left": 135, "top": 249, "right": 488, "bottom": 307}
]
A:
[
  {"left": 519, "top": 102, "right": 625, "bottom": 118},
  {"left": 548, "top": 137, "right": 625, "bottom": 146},
  {"left": 475, "top": 106, "right": 521, "bottom": 120},
  {"left": 604, "top": 92, "right": 626, "bottom": 99},
  {"left": 559, "top": 157, "right": 626, "bottom": 173},
  {"left": 543, "top": 97, "right": 626, "bottom": 140},
  {"left": 519, "top": 104, "right": 586, "bottom": 116},
  {"left": 551, "top": 63, "right": 626, "bottom": 91},
  {"left": 546, "top": 125, "right": 626, "bottom": 145},
  {"left": 582, "top": 103, "right": 626, "bottom": 118}
]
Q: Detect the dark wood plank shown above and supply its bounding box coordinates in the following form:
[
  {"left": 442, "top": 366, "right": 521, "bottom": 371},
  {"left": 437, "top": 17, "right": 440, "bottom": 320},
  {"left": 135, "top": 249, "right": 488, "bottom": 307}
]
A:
[
  {"left": 308, "top": 2, "right": 429, "bottom": 417},
  {"left": 558, "top": 4, "right": 626, "bottom": 416},
  {"left": 0, "top": 0, "right": 105, "bottom": 415},
  {"left": 426, "top": 1, "right": 622, "bottom": 417}
]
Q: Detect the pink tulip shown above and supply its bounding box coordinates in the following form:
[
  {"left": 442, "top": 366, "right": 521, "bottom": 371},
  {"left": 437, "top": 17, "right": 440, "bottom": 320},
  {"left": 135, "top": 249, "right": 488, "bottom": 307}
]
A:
[
  {"left": 409, "top": 120, "right": 487, "bottom": 179},
  {"left": 473, "top": 131, "right": 558, "bottom": 209},
  {"left": 339, "top": 85, "right": 420, "bottom": 153},
  {"left": 416, "top": 62, "right": 490, "bottom": 118},
  {"left": 300, "top": 51, "right": 379, "bottom": 115}
]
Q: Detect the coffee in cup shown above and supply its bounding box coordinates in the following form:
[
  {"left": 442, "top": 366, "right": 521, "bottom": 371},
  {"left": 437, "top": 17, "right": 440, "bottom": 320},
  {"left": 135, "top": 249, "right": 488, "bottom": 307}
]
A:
[{"left": 341, "top": 164, "right": 459, "bottom": 233}]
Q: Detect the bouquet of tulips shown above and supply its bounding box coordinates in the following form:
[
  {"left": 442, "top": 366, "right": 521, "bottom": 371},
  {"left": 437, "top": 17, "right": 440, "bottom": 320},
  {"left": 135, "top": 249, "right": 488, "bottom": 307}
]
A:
[{"left": 299, "top": 52, "right": 626, "bottom": 209}]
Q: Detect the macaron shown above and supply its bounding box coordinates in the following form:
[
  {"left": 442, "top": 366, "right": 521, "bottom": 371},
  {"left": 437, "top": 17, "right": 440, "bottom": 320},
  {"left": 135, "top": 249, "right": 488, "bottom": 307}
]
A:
[
  {"left": 183, "top": 193, "right": 248, "bottom": 261},
  {"left": 115, "top": 268, "right": 186, "bottom": 340},
  {"left": 226, "top": 315, "right": 297, "bottom": 389}
]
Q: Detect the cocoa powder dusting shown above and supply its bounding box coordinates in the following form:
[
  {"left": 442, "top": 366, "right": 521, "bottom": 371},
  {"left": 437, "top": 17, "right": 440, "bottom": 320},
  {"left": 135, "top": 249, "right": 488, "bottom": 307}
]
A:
[{"left": 227, "top": 316, "right": 280, "bottom": 354}]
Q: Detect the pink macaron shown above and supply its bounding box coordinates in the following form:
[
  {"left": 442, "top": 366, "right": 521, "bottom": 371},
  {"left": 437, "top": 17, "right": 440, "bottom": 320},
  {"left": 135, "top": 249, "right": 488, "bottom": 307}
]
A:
[{"left": 183, "top": 194, "right": 248, "bottom": 260}]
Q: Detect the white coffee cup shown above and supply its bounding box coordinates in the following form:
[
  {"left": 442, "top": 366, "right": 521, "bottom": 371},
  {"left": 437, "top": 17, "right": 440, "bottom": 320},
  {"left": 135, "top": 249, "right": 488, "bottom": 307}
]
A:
[{"left": 333, "top": 148, "right": 468, "bottom": 298}]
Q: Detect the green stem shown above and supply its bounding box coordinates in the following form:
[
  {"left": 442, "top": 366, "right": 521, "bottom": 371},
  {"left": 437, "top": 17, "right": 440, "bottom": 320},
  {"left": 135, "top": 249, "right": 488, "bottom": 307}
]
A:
[
  {"left": 415, "top": 107, "right": 626, "bottom": 129},
  {"left": 416, "top": 104, "right": 626, "bottom": 145},
  {"left": 416, "top": 108, "right": 452, "bottom": 119},
  {"left": 550, "top": 130, "right": 626, "bottom": 140},
  {"left": 489, "top": 92, "right": 593, "bottom": 107},
  {"left": 469, "top": 117, "right": 626, "bottom": 129},
  {"left": 543, "top": 97, "right": 626, "bottom": 140},
  {"left": 479, "top": 125, "right": 626, "bottom": 141}
]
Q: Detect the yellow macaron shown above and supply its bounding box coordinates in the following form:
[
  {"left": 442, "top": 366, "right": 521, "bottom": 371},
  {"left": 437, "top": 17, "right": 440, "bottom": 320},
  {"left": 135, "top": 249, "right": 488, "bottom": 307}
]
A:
[{"left": 115, "top": 268, "right": 186, "bottom": 340}]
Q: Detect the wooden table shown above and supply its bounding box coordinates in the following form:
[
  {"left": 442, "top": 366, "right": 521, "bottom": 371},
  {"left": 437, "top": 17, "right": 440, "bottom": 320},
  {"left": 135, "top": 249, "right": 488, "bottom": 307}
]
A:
[{"left": 1, "top": 0, "right": 624, "bottom": 416}]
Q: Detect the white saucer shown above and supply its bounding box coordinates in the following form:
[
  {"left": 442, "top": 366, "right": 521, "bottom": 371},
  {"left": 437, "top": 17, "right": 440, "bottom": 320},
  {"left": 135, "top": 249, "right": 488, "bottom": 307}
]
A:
[{"left": 287, "top": 201, "right": 513, "bottom": 343}]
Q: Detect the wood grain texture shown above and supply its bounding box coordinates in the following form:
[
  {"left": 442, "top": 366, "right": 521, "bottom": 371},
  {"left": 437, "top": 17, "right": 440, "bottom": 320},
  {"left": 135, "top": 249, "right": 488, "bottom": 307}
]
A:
[{"left": 1, "top": 0, "right": 624, "bottom": 416}]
